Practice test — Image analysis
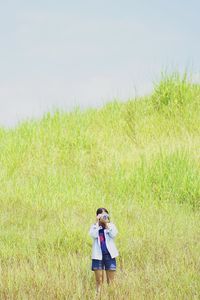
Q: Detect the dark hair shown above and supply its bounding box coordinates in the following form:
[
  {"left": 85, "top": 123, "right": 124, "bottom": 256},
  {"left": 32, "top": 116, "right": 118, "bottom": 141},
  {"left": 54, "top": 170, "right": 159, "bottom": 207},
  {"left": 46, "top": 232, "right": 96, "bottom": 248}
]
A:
[{"left": 96, "top": 207, "right": 110, "bottom": 221}]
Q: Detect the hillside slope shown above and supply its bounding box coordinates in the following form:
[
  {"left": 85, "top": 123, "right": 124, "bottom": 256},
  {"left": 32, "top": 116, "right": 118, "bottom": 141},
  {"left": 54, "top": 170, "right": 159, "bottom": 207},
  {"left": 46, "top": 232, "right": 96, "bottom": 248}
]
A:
[{"left": 0, "top": 73, "right": 199, "bottom": 299}]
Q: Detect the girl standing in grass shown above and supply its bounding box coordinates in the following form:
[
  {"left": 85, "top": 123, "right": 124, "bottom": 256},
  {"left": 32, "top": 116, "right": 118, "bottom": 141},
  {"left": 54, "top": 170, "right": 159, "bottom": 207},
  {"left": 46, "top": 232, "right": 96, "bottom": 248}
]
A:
[{"left": 89, "top": 207, "right": 119, "bottom": 296}]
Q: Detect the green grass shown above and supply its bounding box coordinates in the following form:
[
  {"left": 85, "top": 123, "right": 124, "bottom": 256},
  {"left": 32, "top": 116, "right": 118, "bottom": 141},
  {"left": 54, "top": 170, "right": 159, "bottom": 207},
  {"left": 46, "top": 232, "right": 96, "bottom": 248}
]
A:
[{"left": 0, "top": 72, "right": 200, "bottom": 299}]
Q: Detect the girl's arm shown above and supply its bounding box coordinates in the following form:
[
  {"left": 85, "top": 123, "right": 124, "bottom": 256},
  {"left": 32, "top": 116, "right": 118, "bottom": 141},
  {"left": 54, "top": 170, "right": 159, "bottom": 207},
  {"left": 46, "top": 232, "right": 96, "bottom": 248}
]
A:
[
  {"left": 89, "top": 222, "right": 100, "bottom": 239},
  {"left": 105, "top": 223, "right": 118, "bottom": 238},
  {"left": 89, "top": 214, "right": 102, "bottom": 238}
]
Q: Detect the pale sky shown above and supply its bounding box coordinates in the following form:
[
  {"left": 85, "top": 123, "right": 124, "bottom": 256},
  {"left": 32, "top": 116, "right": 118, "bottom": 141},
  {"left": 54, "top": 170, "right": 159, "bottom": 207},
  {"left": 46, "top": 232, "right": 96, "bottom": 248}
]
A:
[{"left": 0, "top": 0, "right": 199, "bottom": 127}]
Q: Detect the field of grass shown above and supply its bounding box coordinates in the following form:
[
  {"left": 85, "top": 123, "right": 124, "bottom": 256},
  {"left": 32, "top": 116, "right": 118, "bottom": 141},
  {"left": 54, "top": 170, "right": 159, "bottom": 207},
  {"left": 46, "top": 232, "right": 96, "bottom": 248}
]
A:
[{"left": 0, "top": 73, "right": 199, "bottom": 299}]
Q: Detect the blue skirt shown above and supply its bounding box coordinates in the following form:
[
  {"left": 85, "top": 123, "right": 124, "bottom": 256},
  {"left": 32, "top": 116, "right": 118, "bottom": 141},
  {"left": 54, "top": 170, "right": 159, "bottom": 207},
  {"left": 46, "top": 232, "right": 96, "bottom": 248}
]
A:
[{"left": 91, "top": 252, "right": 116, "bottom": 271}]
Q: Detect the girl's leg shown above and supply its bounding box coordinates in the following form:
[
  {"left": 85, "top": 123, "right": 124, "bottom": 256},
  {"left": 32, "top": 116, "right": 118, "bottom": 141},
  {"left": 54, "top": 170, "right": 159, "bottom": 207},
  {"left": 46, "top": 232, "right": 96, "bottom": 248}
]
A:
[
  {"left": 94, "top": 270, "right": 104, "bottom": 295},
  {"left": 105, "top": 270, "right": 115, "bottom": 284}
]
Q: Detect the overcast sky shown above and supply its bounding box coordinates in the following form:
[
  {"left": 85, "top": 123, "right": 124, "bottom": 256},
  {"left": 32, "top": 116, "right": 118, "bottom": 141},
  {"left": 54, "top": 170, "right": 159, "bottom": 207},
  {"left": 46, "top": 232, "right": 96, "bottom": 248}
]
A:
[{"left": 0, "top": 0, "right": 199, "bottom": 127}]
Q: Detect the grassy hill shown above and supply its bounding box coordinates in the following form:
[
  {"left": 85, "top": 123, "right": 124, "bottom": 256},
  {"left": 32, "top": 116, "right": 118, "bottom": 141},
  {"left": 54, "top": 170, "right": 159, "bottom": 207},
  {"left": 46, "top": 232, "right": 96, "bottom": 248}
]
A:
[{"left": 0, "top": 73, "right": 199, "bottom": 299}]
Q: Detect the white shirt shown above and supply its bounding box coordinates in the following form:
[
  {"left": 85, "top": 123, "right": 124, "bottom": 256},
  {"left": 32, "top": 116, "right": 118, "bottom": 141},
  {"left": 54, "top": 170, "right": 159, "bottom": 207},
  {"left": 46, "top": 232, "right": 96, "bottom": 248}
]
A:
[{"left": 88, "top": 222, "right": 119, "bottom": 260}]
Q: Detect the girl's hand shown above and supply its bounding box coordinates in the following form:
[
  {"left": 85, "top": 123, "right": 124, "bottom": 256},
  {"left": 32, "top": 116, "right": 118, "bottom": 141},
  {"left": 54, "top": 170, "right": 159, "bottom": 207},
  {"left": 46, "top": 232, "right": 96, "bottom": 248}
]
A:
[
  {"left": 99, "top": 217, "right": 109, "bottom": 228},
  {"left": 96, "top": 214, "right": 102, "bottom": 223},
  {"left": 104, "top": 222, "right": 110, "bottom": 229},
  {"left": 99, "top": 217, "right": 107, "bottom": 224}
]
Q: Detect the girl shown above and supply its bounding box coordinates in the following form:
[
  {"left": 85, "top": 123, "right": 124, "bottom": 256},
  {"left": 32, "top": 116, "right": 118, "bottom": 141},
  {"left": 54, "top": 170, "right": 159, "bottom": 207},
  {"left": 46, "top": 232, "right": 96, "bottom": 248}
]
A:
[{"left": 89, "top": 207, "right": 119, "bottom": 296}]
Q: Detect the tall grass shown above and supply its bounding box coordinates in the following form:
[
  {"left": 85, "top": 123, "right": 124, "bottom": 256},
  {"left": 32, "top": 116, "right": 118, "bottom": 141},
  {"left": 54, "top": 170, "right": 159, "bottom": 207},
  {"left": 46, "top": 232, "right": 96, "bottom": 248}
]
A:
[{"left": 0, "top": 73, "right": 199, "bottom": 299}]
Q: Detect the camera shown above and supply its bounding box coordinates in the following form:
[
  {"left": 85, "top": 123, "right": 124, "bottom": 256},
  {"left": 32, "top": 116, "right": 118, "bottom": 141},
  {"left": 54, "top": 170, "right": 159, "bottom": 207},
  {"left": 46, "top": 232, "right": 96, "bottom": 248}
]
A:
[{"left": 101, "top": 213, "right": 109, "bottom": 221}]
